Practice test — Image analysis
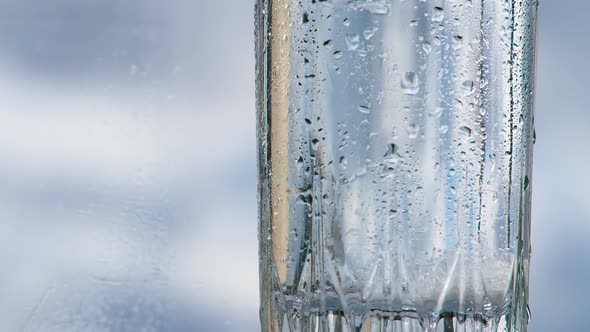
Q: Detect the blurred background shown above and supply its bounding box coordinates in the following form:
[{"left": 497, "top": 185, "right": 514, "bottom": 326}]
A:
[{"left": 0, "top": 0, "right": 585, "bottom": 331}]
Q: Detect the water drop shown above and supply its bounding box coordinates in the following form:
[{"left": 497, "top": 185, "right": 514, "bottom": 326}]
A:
[
  {"left": 462, "top": 80, "right": 476, "bottom": 95},
  {"left": 524, "top": 176, "right": 530, "bottom": 190},
  {"left": 459, "top": 126, "right": 472, "bottom": 139},
  {"left": 333, "top": 50, "right": 343, "bottom": 59},
  {"left": 346, "top": 33, "right": 360, "bottom": 51},
  {"left": 453, "top": 35, "right": 464, "bottom": 49},
  {"left": 343, "top": 17, "right": 350, "bottom": 26},
  {"left": 363, "top": 28, "right": 377, "bottom": 40},
  {"left": 432, "top": 6, "right": 444, "bottom": 23},
  {"left": 339, "top": 156, "right": 348, "bottom": 168},
  {"left": 422, "top": 42, "right": 432, "bottom": 55},
  {"left": 401, "top": 72, "right": 419, "bottom": 95},
  {"left": 384, "top": 143, "right": 398, "bottom": 157},
  {"left": 302, "top": 12, "right": 310, "bottom": 24},
  {"left": 312, "top": 138, "right": 320, "bottom": 150},
  {"left": 429, "top": 107, "right": 444, "bottom": 118},
  {"left": 407, "top": 123, "right": 420, "bottom": 139},
  {"left": 358, "top": 105, "right": 371, "bottom": 114}
]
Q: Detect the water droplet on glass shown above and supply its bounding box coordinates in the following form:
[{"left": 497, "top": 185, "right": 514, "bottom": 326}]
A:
[
  {"left": 401, "top": 72, "right": 419, "bottom": 95},
  {"left": 343, "top": 17, "right": 350, "bottom": 26},
  {"left": 432, "top": 6, "right": 444, "bottom": 23},
  {"left": 384, "top": 143, "right": 398, "bottom": 157},
  {"left": 333, "top": 50, "right": 343, "bottom": 59},
  {"left": 346, "top": 33, "right": 361, "bottom": 51},
  {"left": 302, "top": 12, "right": 310, "bottom": 24},
  {"left": 459, "top": 126, "right": 472, "bottom": 139},
  {"left": 429, "top": 107, "right": 444, "bottom": 118},
  {"left": 363, "top": 28, "right": 376, "bottom": 40},
  {"left": 524, "top": 176, "right": 530, "bottom": 191},
  {"left": 312, "top": 138, "right": 320, "bottom": 150},
  {"left": 422, "top": 42, "right": 432, "bottom": 55},
  {"left": 358, "top": 105, "right": 371, "bottom": 114},
  {"left": 340, "top": 156, "right": 348, "bottom": 168},
  {"left": 408, "top": 123, "right": 420, "bottom": 139},
  {"left": 453, "top": 35, "right": 464, "bottom": 49},
  {"left": 462, "top": 80, "right": 476, "bottom": 95}
]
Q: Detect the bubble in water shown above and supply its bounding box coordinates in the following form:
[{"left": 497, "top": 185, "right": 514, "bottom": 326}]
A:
[
  {"left": 346, "top": 33, "right": 361, "bottom": 51},
  {"left": 401, "top": 72, "right": 419, "bottom": 95}
]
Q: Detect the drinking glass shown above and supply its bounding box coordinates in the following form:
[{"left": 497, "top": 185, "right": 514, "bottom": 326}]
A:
[{"left": 256, "top": 0, "right": 538, "bottom": 331}]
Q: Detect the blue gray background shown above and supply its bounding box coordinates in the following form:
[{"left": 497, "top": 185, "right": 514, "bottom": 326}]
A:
[{"left": 0, "top": 0, "right": 585, "bottom": 331}]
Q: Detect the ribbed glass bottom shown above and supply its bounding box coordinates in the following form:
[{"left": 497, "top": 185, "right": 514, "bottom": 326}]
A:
[{"left": 264, "top": 309, "right": 523, "bottom": 332}]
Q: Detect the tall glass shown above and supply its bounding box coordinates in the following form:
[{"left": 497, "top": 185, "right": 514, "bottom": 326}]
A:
[{"left": 256, "top": 0, "right": 538, "bottom": 331}]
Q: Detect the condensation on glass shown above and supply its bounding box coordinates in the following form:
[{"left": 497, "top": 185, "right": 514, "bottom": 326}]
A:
[{"left": 256, "top": 0, "right": 538, "bottom": 331}]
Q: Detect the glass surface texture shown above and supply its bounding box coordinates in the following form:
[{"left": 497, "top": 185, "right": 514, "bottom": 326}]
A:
[{"left": 256, "top": 0, "right": 538, "bottom": 331}]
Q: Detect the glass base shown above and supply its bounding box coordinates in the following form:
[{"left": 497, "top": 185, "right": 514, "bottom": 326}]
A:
[{"left": 262, "top": 309, "right": 526, "bottom": 332}]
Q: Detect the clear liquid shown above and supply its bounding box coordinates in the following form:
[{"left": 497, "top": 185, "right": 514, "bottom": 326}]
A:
[{"left": 256, "top": 0, "right": 537, "bottom": 331}]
